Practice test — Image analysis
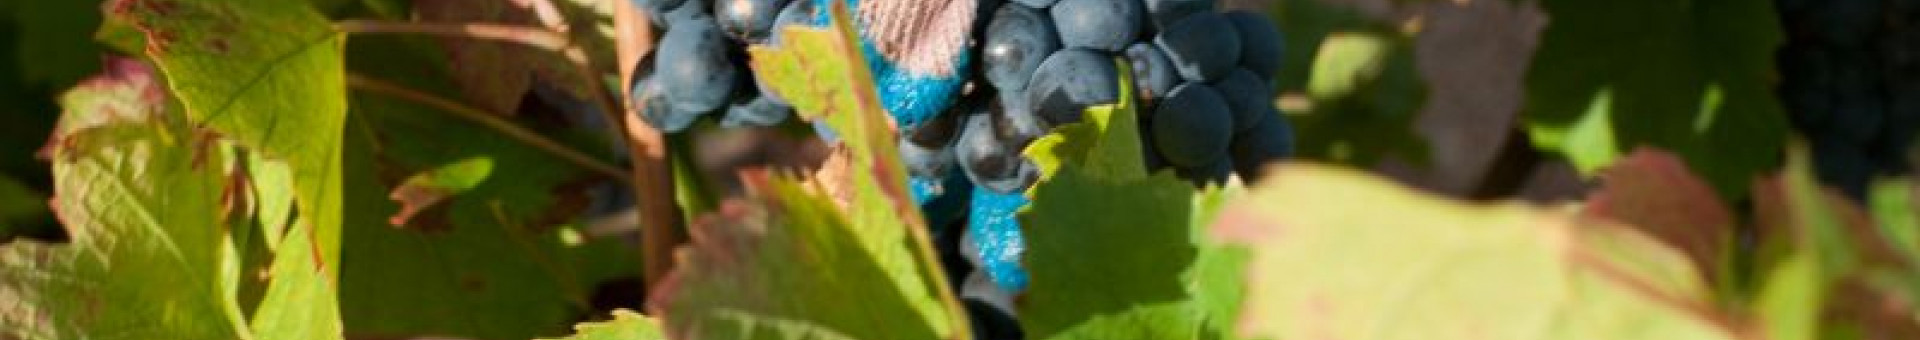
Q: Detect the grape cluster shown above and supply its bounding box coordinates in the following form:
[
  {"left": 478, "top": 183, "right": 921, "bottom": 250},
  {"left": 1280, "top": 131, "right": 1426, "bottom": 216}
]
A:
[
  {"left": 626, "top": 1, "right": 1295, "bottom": 337},
  {"left": 1775, "top": 0, "right": 1920, "bottom": 198},
  {"left": 911, "top": 0, "right": 1296, "bottom": 195},
  {"left": 898, "top": 1, "right": 1296, "bottom": 337},
  {"left": 629, "top": 0, "right": 812, "bottom": 132}
]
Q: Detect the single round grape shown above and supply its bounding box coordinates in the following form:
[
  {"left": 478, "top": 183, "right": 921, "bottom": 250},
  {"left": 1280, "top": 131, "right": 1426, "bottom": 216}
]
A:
[
  {"left": 719, "top": 95, "right": 794, "bottom": 127},
  {"left": 1125, "top": 42, "right": 1178, "bottom": 101},
  {"left": 992, "top": 92, "right": 1049, "bottom": 148},
  {"left": 982, "top": 4, "right": 1062, "bottom": 92},
  {"left": 1143, "top": 0, "right": 1214, "bottom": 31},
  {"left": 1176, "top": 156, "right": 1233, "bottom": 186},
  {"left": 957, "top": 113, "right": 1040, "bottom": 194},
  {"left": 1229, "top": 107, "right": 1294, "bottom": 181},
  {"left": 901, "top": 103, "right": 970, "bottom": 178},
  {"left": 631, "top": 75, "right": 705, "bottom": 132},
  {"left": 1225, "top": 10, "right": 1285, "bottom": 82},
  {"left": 1050, "top": 0, "right": 1143, "bottom": 52},
  {"left": 1150, "top": 82, "right": 1235, "bottom": 167},
  {"left": 658, "top": 0, "right": 714, "bottom": 28},
  {"left": 714, "top": 0, "right": 789, "bottom": 43},
  {"left": 1156, "top": 12, "right": 1242, "bottom": 82},
  {"left": 654, "top": 18, "right": 740, "bottom": 115},
  {"left": 1026, "top": 49, "right": 1121, "bottom": 127},
  {"left": 1212, "top": 68, "right": 1274, "bottom": 132},
  {"left": 768, "top": 0, "right": 817, "bottom": 45}
]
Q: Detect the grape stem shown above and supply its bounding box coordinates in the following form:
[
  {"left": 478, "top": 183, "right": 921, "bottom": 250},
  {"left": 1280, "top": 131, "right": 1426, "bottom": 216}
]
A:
[{"left": 347, "top": 73, "right": 635, "bottom": 185}]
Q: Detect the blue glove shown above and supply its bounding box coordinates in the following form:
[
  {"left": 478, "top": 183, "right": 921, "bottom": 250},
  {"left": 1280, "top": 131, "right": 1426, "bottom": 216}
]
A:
[
  {"left": 812, "top": 0, "right": 1030, "bottom": 293},
  {"left": 810, "top": 0, "right": 972, "bottom": 129},
  {"left": 967, "top": 189, "right": 1029, "bottom": 292}
]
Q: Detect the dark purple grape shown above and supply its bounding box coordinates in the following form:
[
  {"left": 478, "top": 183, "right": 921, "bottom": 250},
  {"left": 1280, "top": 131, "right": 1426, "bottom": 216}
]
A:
[
  {"left": 1125, "top": 42, "right": 1178, "bottom": 101},
  {"left": 654, "top": 18, "right": 740, "bottom": 115},
  {"left": 1156, "top": 11, "right": 1241, "bottom": 82},
  {"left": 1050, "top": 0, "right": 1143, "bottom": 52},
  {"left": 982, "top": 4, "right": 1062, "bottom": 92},
  {"left": 768, "top": 0, "right": 818, "bottom": 45},
  {"left": 632, "top": 75, "right": 705, "bottom": 132},
  {"left": 993, "top": 91, "right": 1049, "bottom": 147},
  {"left": 714, "top": 0, "right": 789, "bottom": 43},
  {"left": 1143, "top": 0, "right": 1214, "bottom": 31},
  {"left": 957, "top": 113, "right": 1041, "bottom": 194},
  {"left": 1176, "top": 156, "right": 1233, "bottom": 186},
  {"left": 1026, "top": 49, "right": 1121, "bottom": 126},
  {"left": 901, "top": 101, "right": 972, "bottom": 178},
  {"left": 658, "top": 0, "right": 713, "bottom": 28},
  {"left": 720, "top": 95, "right": 793, "bottom": 127},
  {"left": 1212, "top": 68, "right": 1273, "bottom": 132},
  {"left": 1150, "top": 82, "right": 1234, "bottom": 167},
  {"left": 1225, "top": 10, "right": 1285, "bottom": 82},
  {"left": 1229, "top": 106, "right": 1293, "bottom": 181}
]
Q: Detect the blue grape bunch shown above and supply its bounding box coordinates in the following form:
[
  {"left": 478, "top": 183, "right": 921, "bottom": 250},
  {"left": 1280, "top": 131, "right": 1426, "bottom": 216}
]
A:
[{"left": 627, "top": 0, "right": 1296, "bottom": 337}]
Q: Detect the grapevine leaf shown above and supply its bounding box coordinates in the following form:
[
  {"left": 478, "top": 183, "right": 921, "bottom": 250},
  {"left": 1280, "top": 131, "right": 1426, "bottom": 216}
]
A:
[
  {"left": 542, "top": 310, "right": 666, "bottom": 340},
  {"left": 411, "top": 0, "right": 555, "bottom": 114},
  {"left": 4, "top": 59, "right": 245, "bottom": 340},
  {"left": 1869, "top": 179, "right": 1920, "bottom": 265},
  {"left": 1525, "top": 0, "right": 1787, "bottom": 198},
  {"left": 1019, "top": 65, "right": 1247, "bottom": 340},
  {"left": 1752, "top": 146, "right": 1920, "bottom": 339},
  {"left": 651, "top": 174, "right": 953, "bottom": 340},
  {"left": 1214, "top": 164, "right": 1742, "bottom": 340},
  {"left": 1021, "top": 172, "right": 1247, "bottom": 340},
  {"left": 1583, "top": 148, "right": 1734, "bottom": 282},
  {"left": 742, "top": 3, "right": 964, "bottom": 338},
  {"left": 332, "top": 91, "right": 635, "bottom": 340},
  {"left": 385, "top": 156, "right": 493, "bottom": 227},
  {"left": 1289, "top": 30, "right": 1429, "bottom": 167},
  {"left": 109, "top": 1, "right": 350, "bottom": 338}
]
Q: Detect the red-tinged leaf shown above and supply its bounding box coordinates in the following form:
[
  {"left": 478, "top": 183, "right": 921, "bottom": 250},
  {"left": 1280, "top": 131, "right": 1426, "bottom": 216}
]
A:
[
  {"left": 5, "top": 58, "right": 247, "bottom": 340},
  {"left": 650, "top": 173, "right": 961, "bottom": 340},
  {"left": 383, "top": 157, "right": 493, "bottom": 228},
  {"left": 1584, "top": 148, "right": 1734, "bottom": 281},
  {"left": 108, "top": 0, "right": 347, "bottom": 338},
  {"left": 1214, "top": 164, "right": 1748, "bottom": 340},
  {"left": 413, "top": 0, "right": 562, "bottom": 114}
]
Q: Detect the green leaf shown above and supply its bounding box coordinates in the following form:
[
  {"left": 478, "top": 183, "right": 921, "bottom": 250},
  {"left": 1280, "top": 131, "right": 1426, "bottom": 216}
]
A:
[
  {"left": 1290, "top": 31, "right": 1428, "bottom": 166},
  {"left": 735, "top": 2, "right": 965, "bottom": 338},
  {"left": 1019, "top": 64, "right": 1247, "bottom": 340},
  {"left": 1214, "top": 164, "right": 1740, "bottom": 340},
  {"left": 542, "top": 310, "right": 666, "bottom": 340},
  {"left": 1525, "top": 0, "right": 1787, "bottom": 198},
  {"left": 1869, "top": 179, "right": 1920, "bottom": 264},
  {"left": 4, "top": 59, "right": 246, "bottom": 340},
  {"left": 111, "top": 1, "right": 350, "bottom": 338},
  {"left": 1583, "top": 148, "right": 1735, "bottom": 283},
  {"left": 332, "top": 92, "right": 634, "bottom": 340},
  {"left": 653, "top": 176, "right": 951, "bottom": 340}
]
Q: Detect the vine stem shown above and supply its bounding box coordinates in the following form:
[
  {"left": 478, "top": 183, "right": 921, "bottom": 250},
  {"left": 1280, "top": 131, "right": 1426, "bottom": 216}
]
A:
[
  {"left": 331, "top": 20, "right": 631, "bottom": 139},
  {"left": 347, "top": 73, "right": 634, "bottom": 186}
]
